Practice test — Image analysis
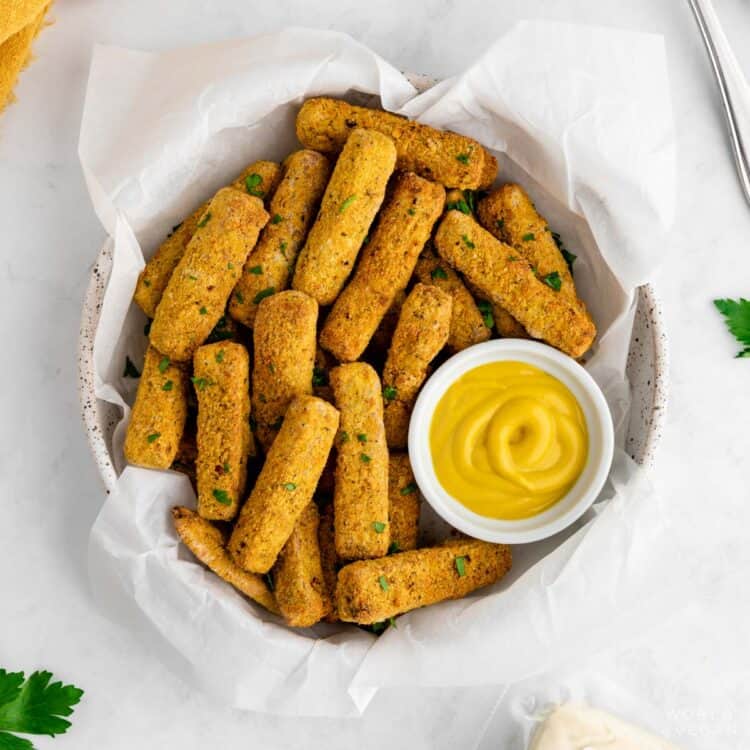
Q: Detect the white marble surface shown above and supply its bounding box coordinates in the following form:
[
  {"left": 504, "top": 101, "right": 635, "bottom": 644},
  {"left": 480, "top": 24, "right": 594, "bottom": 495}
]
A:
[{"left": 1, "top": 0, "right": 749, "bottom": 747}]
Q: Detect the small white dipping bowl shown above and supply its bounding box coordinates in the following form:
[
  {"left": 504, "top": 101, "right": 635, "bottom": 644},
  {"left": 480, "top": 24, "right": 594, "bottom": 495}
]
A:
[{"left": 408, "top": 339, "right": 615, "bottom": 544}]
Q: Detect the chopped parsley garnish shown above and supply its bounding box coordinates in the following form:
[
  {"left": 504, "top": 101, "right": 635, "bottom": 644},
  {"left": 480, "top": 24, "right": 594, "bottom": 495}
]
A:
[
  {"left": 223, "top": 461, "right": 231, "bottom": 474},
  {"left": 383, "top": 385, "right": 398, "bottom": 402},
  {"left": 562, "top": 248, "right": 577, "bottom": 271},
  {"left": 477, "top": 300, "right": 494, "bottom": 329},
  {"left": 445, "top": 199, "right": 470, "bottom": 214},
  {"left": 372, "top": 521, "right": 386, "bottom": 533},
  {"left": 143, "top": 279, "right": 151, "bottom": 287},
  {"left": 456, "top": 153, "right": 470, "bottom": 164},
  {"left": 407, "top": 208, "right": 416, "bottom": 216},
  {"left": 197, "top": 212, "right": 212, "bottom": 228},
  {"left": 123, "top": 356, "right": 140, "bottom": 378},
  {"left": 215, "top": 350, "right": 225, "bottom": 363},
  {"left": 431, "top": 266, "right": 448, "bottom": 280},
  {"left": 542, "top": 271, "right": 562, "bottom": 291},
  {"left": 188, "top": 274, "right": 198, "bottom": 281},
  {"left": 253, "top": 287, "right": 275, "bottom": 304},
  {"left": 378, "top": 575, "right": 389, "bottom": 591},
  {"left": 463, "top": 189, "right": 476, "bottom": 213},
  {"left": 339, "top": 195, "right": 357, "bottom": 213},
  {"left": 339, "top": 431, "right": 350, "bottom": 443},
  {"left": 388, "top": 541, "right": 400, "bottom": 554},
  {"left": 227, "top": 262, "right": 234, "bottom": 270},
  {"left": 271, "top": 214, "right": 283, "bottom": 224},
  {"left": 714, "top": 298, "right": 750, "bottom": 357},
  {"left": 400, "top": 482, "right": 418, "bottom": 496},
  {"left": 507, "top": 254, "right": 518, "bottom": 261},
  {"left": 213, "top": 488, "right": 231, "bottom": 505},
  {"left": 191, "top": 376, "right": 210, "bottom": 390},
  {"left": 461, "top": 234, "right": 475, "bottom": 249},
  {"left": 264, "top": 572, "right": 275, "bottom": 591},
  {"left": 455, "top": 556, "right": 466, "bottom": 577},
  {"left": 282, "top": 482, "right": 297, "bottom": 491},
  {"left": 249, "top": 265, "right": 263, "bottom": 275},
  {"left": 199, "top": 306, "right": 208, "bottom": 315},
  {"left": 312, "top": 367, "right": 328, "bottom": 387},
  {"left": 147, "top": 432, "right": 160, "bottom": 443},
  {"left": 360, "top": 453, "right": 372, "bottom": 464},
  {"left": 245, "top": 173, "right": 264, "bottom": 196},
  {"left": 496, "top": 218, "right": 505, "bottom": 229},
  {"left": 234, "top": 291, "right": 245, "bottom": 304},
  {"left": 280, "top": 240, "right": 288, "bottom": 253},
  {"left": 522, "top": 232, "right": 535, "bottom": 242},
  {"left": 268, "top": 363, "right": 275, "bottom": 373},
  {"left": 162, "top": 380, "right": 173, "bottom": 391},
  {"left": 356, "top": 433, "right": 367, "bottom": 443}
]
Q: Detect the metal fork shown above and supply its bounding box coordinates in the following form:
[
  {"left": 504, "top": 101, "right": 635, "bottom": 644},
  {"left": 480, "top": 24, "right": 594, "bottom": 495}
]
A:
[{"left": 688, "top": 0, "right": 750, "bottom": 205}]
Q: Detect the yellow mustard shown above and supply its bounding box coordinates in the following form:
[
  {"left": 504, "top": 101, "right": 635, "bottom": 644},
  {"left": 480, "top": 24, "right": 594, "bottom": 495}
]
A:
[{"left": 429, "top": 361, "right": 588, "bottom": 519}]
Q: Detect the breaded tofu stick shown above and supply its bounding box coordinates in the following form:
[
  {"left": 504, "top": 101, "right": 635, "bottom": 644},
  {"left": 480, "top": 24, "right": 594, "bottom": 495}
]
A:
[
  {"left": 318, "top": 503, "right": 339, "bottom": 622},
  {"left": 272, "top": 502, "right": 332, "bottom": 627},
  {"left": 296, "top": 98, "right": 495, "bottom": 190},
  {"left": 330, "top": 363, "right": 390, "bottom": 560},
  {"left": 134, "top": 161, "right": 281, "bottom": 317},
  {"left": 414, "top": 249, "right": 490, "bottom": 352},
  {"left": 335, "top": 540, "right": 512, "bottom": 624},
  {"left": 124, "top": 346, "right": 189, "bottom": 469},
  {"left": 388, "top": 454, "right": 420, "bottom": 552},
  {"left": 319, "top": 172, "right": 445, "bottom": 362},
  {"left": 292, "top": 128, "right": 397, "bottom": 305},
  {"left": 150, "top": 188, "right": 269, "bottom": 361},
  {"left": 228, "top": 395, "right": 339, "bottom": 574},
  {"left": 171, "top": 506, "right": 278, "bottom": 614},
  {"left": 252, "top": 290, "right": 317, "bottom": 452},
  {"left": 193, "top": 342, "right": 251, "bottom": 521},
  {"left": 382, "top": 283, "right": 452, "bottom": 449},
  {"left": 229, "top": 150, "right": 331, "bottom": 327},
  {"left": 433, "top": 211, "right": 596, "bottom": 358}
]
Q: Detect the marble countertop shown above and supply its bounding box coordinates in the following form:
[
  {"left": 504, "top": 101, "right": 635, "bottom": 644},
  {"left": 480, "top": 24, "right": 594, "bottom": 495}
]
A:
[{"left": 2, "top": 0, "right": 749, "bottom": 747}]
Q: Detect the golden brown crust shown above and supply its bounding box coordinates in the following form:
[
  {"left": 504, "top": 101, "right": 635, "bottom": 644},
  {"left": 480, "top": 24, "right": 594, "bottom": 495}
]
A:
[
  {"left": 292, "top": 128, "right": 397, "bottom": 305},
  {"left": 382, "top": 283, "right": 452, "bottom": 449},
  {"left": 318, "top": 503, "right": 339, "bottom": 622},
  {"left": 478, "top": 151, "right": 499, "bottom": 190},
  {"left": 319, "top": 172, "right": 445, "bottom": 362},
  {"left": 414, "top": 249, "right": 490, "bottom": 352},
  {"left": 193, "top": 342, "right": 251, "bottom": 521},
  {"left": 229, "top": 151, "right": 331, "bottom": 327},
  {"left": 433, "top": 211, "right": 596, "bottom": 357},
  {"left": 251, "top": 290, "right": 318, "bottom": 452},
  {"left": 272, "top": 502, "right": 332, "bottom": 627},
  {"left": 134, "top": 161, "right": 281, "bottom": 317},
  {"left": 149, "top": 188, "right": 269, "bottom": 361},
  {"left": 228, "top": 395, "right": 339, "bottom": 574},
  {"left": 330, "top": 362, "right": 390, "bottom": 560},
  {"left": 124, "top": 346, "right": 189, "bottom": 469},
  {"left": 171, "top": 506, "right": 278, "bottom": 614},
  {"left": 388, "top": 454, "right": 420, "bottom": 552},
  {"left": 335, "top": 540, "right": 512, "bottom": 624},
  {"left": 296, "top": 98, "right": 488, "bottom": 189}
]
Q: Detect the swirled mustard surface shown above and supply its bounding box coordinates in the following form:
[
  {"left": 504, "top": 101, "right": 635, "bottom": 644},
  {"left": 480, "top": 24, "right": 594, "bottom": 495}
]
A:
[{"left": 430, "top": 361, "right": 588, "bottom": 519}]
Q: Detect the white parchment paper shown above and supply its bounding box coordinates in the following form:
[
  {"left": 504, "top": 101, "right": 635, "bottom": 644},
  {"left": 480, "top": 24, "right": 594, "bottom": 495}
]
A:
[{"left": 81, "top": 25, "right": 681, "bottom": 717}]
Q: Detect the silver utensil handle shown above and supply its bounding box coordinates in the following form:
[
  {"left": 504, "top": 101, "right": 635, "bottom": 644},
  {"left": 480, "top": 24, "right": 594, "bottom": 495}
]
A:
[{"left": 688, "top": 0, "right": 750, "bottom": 205}]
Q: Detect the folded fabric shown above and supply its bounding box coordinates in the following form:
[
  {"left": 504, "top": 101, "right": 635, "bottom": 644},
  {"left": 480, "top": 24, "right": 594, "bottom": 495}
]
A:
[{"left": 0, "top": 0, "right": 49, "bottom": 112}]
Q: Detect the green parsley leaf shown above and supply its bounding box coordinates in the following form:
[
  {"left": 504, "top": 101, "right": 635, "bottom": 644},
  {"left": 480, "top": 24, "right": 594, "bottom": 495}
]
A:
[
  {"left": 407, "top": 208, "right": 416, "bottom": 216},
  {"left": 271, "top": 214, "right": 283, "bottom": 224},
  {"left": 123, "top": 356, "right": 140, "bottom": 378},
  {"left": 212, "top": 489, "right": 231, "bottom": 505},
  {"left": 158, "top": 356, "right": 170, "bottom": 373},
  {"left": 477, "top": 300, "right": 494, "bottom": 329},
  {"left": 268, "top": 363, "right": 275, "bottom": 374},
  {"left": 339, "top": 431, "right": 350, "bottom": 443},
  {"left": 383, "top": 385, "right": 398, "bottom": 402},
  {"left": 161, "top": 380, "right": 173, "bottom": 392},
  {"left": 371, "top": 620, "right": 388, "bottom": 634},
  {"left": 249, "top": 265, "right": 263, "bottom": 275},
  {"left": 188, "top": 274, "right": 198, "bottom": 281},
  {"left": 445, "top": 199, "right": 471, "bottom": 214},
  {"left": 143, "top": 279, "right": 151, "bottom": 287},
  {"left": 496, "top": 218, "right": 505, "bottom": 230},
  {"left": 542, "top": 271, "right": 562, "bottom": 292},
  {"left": 0, "top": 669, "right": 84, "bottom": 741},
  {"left": 215, "top": 350, "right": 225, "bottom": 363},
  {"left": 456, "top": 153, "right": 470, "bottom": 164},
  {"left": 339, "top": 195, "right": 357, "bottom": 213},
  {"left": 463, "top": 189, "right": 476, "bottom": 213},
  {"left": 562, "top": 248, "right": 577, "bottom": 271},
  {"left": 227, "top": 262, "right": 234, "bottom": 270},
  {"left": 461, "top": 234, "right": 475, "bottom": 249},
  {"left": 455, "top": 556, "right": 466, "bottom": 577},
  {"left": 280, "top": 240, "right": 288, "bottom": 253},
  {"left": 312, "top": 367, "right": 328, "bottom": 387},
  {"left": 372, "top": 521, "right": 386, "bottom": 533},
  {"left": 234, "top": 291, "right": 245, "bottom": 304},
  {"left": 714, "top": 298, "right": 750, "bottom": 357},
  {"left": 522, "top": 232, "right": 535, "bottom": 242},
  {"left": 356, "top": 433, "right": 367, "bottom": 443},
  {"left": 191, "top": 376, "right": 210, "bottom": 390},
  {"left": 379, "top": 575, "right": 389, "bottom": 591},
  {"left": 245, "top": 173, "right": 264, "bottom": 196},
  {"left": 199, "top": 306, "right": 208, "bottom": 315},
  {"left": 388, "top": 541, "right": 400, "bottom": 554},
  {"left": 283, "top": 482, "right": 297, "bottom": 491},
  {"left": 389, "top": 616, "right": 397, "bottom": 629},
  {"left": 507, "top": 254, "right": 518, "bottom": 262},
  {"left": 431, "top": 266, "right": 448, "bottom": 280},
  {"left": 400, "top": 482, "right": 417, "bottom": 496},
  {"left": 147, "top": 432, "right": 160, "bottom": 443},
  {"left": 360, "top": 453, "right": 372, "bottom": 464},
  {"left": 223, "top": 461, "right": 231, "bottom": 474},
  {"left": 197, "top": 212, "right": 212, "bottom": 228},
  {"left": 264, "top": 573, "right": 275, "bottom": 592},
  {"left": 253, "top": 287, "right": 275, "bottom": 304}
]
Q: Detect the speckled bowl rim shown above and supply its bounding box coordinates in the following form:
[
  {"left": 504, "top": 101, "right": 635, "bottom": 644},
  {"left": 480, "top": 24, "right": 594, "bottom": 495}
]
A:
[{"left": 77, "top": 74, "right": 670, "bottom": 494}]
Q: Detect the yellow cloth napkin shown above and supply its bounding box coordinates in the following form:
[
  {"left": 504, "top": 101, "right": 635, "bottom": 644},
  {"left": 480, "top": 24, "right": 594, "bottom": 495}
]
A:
[{"left": 0, "top": 0, "right": 50, "bottom": 112}]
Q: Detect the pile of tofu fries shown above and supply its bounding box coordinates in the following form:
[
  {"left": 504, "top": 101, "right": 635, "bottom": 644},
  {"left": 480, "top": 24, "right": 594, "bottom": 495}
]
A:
[{"left": 123, "top": 98, "right": 596, "bottom": 629}]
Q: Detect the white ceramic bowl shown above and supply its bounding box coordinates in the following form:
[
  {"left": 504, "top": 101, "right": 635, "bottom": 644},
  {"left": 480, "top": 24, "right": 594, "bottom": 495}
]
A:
[{"left": 409, "top": 340, "right": 615, "bottom": 544}]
